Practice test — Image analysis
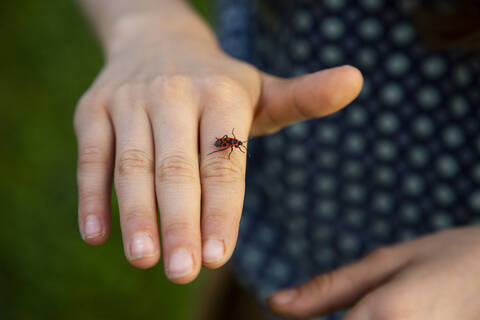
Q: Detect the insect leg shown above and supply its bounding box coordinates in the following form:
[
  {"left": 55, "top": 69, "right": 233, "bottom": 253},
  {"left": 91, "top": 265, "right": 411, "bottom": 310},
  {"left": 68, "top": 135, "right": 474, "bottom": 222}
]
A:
[
  {"left": 208, "top": 147, "right": 229, "bottom": 155},
  {"left": 228, "top": 146, "right": 234, "bottom": 159},
  {"left": 240, "top": 145, "right": 251, "bottom": 158}
]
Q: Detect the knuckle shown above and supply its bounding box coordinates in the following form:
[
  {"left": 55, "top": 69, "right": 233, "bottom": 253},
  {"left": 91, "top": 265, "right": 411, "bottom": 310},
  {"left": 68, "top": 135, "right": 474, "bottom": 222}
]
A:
[
  {"left": 78, "top": 146, "right": 108, "bottom": 167},
  {"left": 156, "top": 154, "right": 198, "bottom": 184},
  {"left": 162, "top": 221, "right": 195, "bottom": 239},
  {"left": 205, "top": 75, "right": 250, "bottom": 103},
  {"left": 290, "top": 82, "right": 319, "bottom": 119},
  {"left": 203, "top": 212, "right": 240, "bottom": 233},
  {"left": 78, "top": 191, "right": 107, "bottom": 214},
  {"left": 77, "top": 88, "right": 110, "bottom": 110},
  {"left": 203, "top": 212, "right": 224, "bottom": 226},
  {"left": 207, "top": 74, "right": 239, "bottom": 88},
  {"left": 78, "top": 190, "right": 103, "bottom": 204},
  {"left": 114, "top": 83, "right": 146, "bottom": 108},
  {"left": 123, "top": 208, "right": 151, "bottom": 225},
  {"left": 115, "top": 83, "right": 132, "bottom": 98},
  {"left": 201, "top": 158, "right": 243, "bottom": 184},
  {"left": 116, "top": 148, "right": 154, "bottom": 176},
  {"left": 74, "top": 89, "right": 110, "bottom": 129},
  {"left": 151, "top": 74, "right": 195, "bottom": 97}
]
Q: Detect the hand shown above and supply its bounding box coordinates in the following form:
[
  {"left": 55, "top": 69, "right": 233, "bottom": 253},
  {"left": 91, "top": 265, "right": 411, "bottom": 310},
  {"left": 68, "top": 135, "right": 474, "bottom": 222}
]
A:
[
  {"left": 269, "top": 225, "right": 480, "bottom": 319},
  {"left": 74, "top": 18, "right": 363, "bottom": 283}
]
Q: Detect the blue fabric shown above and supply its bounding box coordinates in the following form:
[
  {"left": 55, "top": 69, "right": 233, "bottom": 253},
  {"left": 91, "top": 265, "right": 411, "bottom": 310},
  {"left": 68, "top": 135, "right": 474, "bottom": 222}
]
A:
[{"left": 216, "top": 1, "right": 480, "bottom": 319}]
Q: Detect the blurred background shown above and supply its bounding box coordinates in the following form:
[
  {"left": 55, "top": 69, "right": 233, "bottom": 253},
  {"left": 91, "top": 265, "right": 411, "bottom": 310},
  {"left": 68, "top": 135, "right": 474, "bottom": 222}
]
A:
[{"left": 1, "top": 1, "right": 213, "bottom": 319}]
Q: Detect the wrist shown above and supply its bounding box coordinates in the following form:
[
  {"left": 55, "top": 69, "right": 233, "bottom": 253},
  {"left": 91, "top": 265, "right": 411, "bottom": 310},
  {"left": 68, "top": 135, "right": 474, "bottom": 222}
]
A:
[{"left": 105, "top": 12, "right": 219, "bottom": 59}]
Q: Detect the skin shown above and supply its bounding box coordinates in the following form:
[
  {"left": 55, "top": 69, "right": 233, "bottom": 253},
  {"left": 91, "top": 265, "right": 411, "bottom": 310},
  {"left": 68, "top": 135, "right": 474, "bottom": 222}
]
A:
[
  {"left": 74, "top": 0, "right": 363, "bottom": 284},
  {"left": 269, "top": 225, "right": 480, "bottom": 319},
  {"left": 75, "top": 2, "right": 480, "bottom": 317}
]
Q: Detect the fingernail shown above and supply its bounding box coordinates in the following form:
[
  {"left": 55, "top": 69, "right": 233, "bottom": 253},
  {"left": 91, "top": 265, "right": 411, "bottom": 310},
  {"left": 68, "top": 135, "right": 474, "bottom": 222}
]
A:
[
  {"left": 272, "top": 289, "right": 298, "bottom": 305},
  {"left": 203, "top": 239, "right": 225, "bottom": 263},
  {"left": 130, "top": 233, "right": 155, "bottom": 259},
  {"left": 84, "top": 215, "right": 102, "bottom": 239},
  {"left": 168, "top": 248, "right": 194, "bottom": 278}
]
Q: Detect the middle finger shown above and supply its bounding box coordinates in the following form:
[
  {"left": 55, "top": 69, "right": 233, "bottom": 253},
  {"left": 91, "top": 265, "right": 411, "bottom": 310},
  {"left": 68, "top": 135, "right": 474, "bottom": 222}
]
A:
[{"left": 149, "top": 82, "right": 202, "bottom": 284}]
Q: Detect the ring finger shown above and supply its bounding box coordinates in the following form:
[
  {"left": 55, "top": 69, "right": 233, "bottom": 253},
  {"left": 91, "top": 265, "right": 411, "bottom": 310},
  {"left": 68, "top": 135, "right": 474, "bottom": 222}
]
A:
[{"left": 112, "top": 88, "right": 160, "bottom": 269}]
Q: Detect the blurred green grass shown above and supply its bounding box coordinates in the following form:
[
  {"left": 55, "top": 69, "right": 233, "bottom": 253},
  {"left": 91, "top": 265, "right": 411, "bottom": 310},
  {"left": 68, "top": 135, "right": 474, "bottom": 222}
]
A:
[{"left": 1, "top": 1, "right": 214, "bottom": 319}]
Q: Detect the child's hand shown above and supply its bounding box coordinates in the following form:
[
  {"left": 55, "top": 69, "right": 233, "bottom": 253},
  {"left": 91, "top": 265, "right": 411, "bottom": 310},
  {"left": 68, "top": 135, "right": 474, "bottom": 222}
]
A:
[
  {"left": 74, "top": 23, "right": 362, "bottom": 283},
  {"left": 269, "top": 225, "right": 480, "bottom": 319}
]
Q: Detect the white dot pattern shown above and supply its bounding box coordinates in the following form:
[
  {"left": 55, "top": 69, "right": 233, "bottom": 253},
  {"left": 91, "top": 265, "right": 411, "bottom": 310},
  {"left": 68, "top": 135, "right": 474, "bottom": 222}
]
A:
[{"left": 218, "top": 0, "right": 480, "bottom": 318}]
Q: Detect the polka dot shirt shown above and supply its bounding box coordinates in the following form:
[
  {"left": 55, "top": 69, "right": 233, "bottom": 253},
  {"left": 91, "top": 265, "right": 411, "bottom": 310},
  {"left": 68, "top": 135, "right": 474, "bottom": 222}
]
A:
[{"left": 216, "top": 0, "right": 480, "bottom": 318}]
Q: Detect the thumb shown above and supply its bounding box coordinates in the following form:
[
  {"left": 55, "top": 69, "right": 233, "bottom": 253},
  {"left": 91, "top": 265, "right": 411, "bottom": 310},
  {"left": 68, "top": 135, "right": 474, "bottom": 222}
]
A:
[
  {"left": 268, "top": 247, "right": 406, "bottom": 319},
  {"left": 250, "top": 65, "right": 363, "bottom": 137}
]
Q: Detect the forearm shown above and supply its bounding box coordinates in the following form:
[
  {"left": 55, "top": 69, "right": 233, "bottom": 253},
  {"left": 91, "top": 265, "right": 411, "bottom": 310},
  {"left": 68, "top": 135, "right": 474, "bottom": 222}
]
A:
[{"left": 77, "top": 0, "right": 218, "bottom": 57}]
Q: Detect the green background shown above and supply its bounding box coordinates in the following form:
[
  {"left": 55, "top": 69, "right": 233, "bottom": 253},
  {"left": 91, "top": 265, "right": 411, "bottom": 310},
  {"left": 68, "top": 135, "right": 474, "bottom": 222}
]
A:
[{"left": 1, "top": 1, "right": 213, "bottom": 319}]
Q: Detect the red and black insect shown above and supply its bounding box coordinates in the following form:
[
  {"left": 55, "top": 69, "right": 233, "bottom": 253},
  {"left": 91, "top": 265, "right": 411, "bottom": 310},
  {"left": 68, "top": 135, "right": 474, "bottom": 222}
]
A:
[{"left": 208, "top": 128, "right": 248, "bottom": 159}]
